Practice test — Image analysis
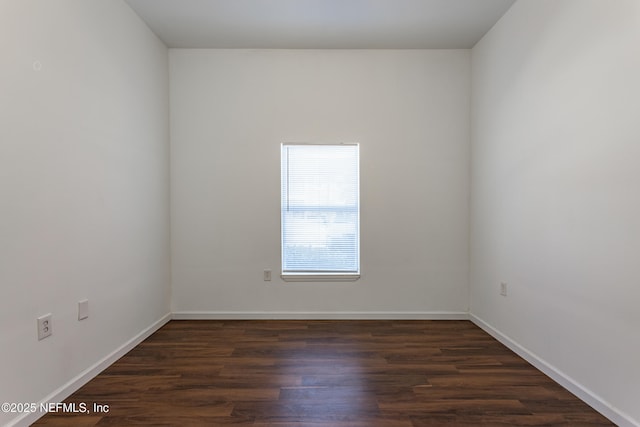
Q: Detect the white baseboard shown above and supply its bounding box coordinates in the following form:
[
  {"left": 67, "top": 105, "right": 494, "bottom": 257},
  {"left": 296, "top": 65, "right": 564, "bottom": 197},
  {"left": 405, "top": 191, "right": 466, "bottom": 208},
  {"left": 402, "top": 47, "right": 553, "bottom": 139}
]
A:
[
  {"left": 172, "top": 311, "right": 469, "bottom": 320},
  {"left": 470, "top": 313, "right": 638, "bottom": 427},
  {"left": 9, "top": 313, "right": 172, "bottom": 427}
]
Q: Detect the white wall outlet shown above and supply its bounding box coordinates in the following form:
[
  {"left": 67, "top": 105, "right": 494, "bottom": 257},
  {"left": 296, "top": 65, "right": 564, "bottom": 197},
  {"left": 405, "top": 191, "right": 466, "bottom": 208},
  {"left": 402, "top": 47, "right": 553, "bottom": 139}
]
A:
[
  {"left": 37, "top": 314, "right": 52, "bottom": 340},
  {"left": 78, "top": 299, "right": 89, "bottom": 320},
  {"left": 500, "top": 282, "right": 508, "bottom": 297},
  {"left": 263, "top": 269, "right": 271, "bottom": 281}
]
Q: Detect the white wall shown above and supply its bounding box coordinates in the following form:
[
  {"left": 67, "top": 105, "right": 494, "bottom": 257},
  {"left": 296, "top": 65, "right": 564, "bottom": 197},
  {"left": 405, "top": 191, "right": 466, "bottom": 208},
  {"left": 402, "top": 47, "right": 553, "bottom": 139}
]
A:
[
  {"left": 170, "top": 49, "right": 470, "bottom": 317},
  {"left": 470, "top": 1, "right": 640, "bottom": 425},
  {"left": 0, "top": 1, "right": 171, "bottom": 425}
]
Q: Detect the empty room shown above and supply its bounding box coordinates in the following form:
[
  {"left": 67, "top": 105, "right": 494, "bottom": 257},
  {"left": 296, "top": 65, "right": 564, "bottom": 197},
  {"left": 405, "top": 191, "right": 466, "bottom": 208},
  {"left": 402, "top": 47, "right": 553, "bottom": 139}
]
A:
[{"left": 1, "top": 0, "right": 638, "bottom": 426}]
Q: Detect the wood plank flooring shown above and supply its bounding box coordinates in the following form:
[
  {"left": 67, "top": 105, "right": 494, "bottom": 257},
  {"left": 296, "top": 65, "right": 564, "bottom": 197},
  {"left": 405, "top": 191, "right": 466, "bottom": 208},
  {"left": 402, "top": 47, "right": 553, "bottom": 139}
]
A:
[{"left": 33, "top": 320, "right": 613, "bottom": 426}]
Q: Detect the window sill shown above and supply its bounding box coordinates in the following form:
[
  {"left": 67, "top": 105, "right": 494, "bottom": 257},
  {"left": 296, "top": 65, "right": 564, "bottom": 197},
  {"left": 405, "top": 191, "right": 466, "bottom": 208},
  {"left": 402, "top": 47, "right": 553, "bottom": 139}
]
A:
[{"left": 281, "top": 273, "right": 360, "bottom": 282}]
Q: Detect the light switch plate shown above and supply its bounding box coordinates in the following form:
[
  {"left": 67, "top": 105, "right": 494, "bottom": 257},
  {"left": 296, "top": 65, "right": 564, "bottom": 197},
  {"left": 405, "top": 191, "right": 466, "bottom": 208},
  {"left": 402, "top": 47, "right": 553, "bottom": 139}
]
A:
[{"left": 78, "top": 299, "right": 89, "bottom": 320}]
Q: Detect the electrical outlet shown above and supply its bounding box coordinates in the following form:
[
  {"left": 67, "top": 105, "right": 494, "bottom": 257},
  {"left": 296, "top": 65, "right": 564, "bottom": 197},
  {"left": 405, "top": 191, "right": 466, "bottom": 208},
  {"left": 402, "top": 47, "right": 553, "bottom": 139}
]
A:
[
  {"left": 500, "top": 282, "right": 508, "bottom": 297},
  {"left": 78, "top": 299, "right": 89, "bottom": 320},
  {"left": 263, "top": 269, "right": 271, "bottom": 281},
  {"left": 37, "top": 314, "right": 52, "bottom": 340}
]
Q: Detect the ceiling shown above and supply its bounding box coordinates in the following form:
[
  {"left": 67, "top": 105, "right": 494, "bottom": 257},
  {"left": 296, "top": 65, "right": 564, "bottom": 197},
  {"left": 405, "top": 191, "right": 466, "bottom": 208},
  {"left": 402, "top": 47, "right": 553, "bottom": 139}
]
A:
[{"left": 124, "top": 0, "right": 515, "bottom": 49}]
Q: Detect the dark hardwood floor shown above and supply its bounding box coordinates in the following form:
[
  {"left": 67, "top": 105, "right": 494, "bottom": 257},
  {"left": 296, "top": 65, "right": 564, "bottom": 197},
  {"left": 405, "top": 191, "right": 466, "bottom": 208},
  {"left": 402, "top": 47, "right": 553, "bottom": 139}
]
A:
[{"left": 33, "top": 320, "right": 613, "bottom": 426}]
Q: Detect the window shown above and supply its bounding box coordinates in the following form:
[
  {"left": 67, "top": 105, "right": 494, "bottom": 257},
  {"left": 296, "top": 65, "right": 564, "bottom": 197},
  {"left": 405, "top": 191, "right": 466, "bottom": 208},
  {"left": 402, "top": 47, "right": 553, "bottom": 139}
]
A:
[{"left": 281, "top": 143, "right": 360, "bottom": 281}]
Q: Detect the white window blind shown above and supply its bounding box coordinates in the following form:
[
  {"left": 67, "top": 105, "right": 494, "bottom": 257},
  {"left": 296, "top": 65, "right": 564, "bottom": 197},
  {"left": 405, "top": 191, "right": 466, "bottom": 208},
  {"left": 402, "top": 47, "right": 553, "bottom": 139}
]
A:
[{"left": 281, "top": 144, "right": 360, "bottom": 278}]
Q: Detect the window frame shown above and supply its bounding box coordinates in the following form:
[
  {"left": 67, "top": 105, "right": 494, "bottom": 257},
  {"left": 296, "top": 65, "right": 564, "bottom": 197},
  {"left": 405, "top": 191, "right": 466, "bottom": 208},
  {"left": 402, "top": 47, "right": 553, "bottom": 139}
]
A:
[{"left": 280, "top": 142, "right": 360, "bottom": 282}]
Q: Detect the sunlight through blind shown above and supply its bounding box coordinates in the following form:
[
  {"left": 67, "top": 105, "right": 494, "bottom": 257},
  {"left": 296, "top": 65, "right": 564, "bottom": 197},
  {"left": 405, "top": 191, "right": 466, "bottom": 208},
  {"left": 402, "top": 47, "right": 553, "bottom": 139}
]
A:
[{"left": 281, "top": 144, "right": 360, "bottom": 275}]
